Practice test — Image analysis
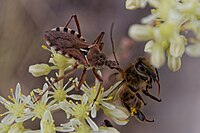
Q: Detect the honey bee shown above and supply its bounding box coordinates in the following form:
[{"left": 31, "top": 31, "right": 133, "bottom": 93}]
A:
[
  {"left": 106, "top": 24, "right": 161, "bottom": 122},
  {"left": 109, "top": 57, "right": 161, "bottom": 122},
  {"left": 111, "top": 57, "right": 161, "bottom": 102}
]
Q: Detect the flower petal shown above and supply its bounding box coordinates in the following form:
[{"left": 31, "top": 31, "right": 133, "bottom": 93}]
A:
[
  {"left": 186, "top": 44, "right": 200, "bottom": 57},
  {"left": 101, "top": 102, "right": 116, "bottom": 110},
  {"left": 15, "top": 83, "right": 21, "bottom": 102},
  {"left": 86, "top": 117, "right": 99, "bottom": 131},
  {"left": 1, "top": 114, "right": 16, "bottom": 125}
]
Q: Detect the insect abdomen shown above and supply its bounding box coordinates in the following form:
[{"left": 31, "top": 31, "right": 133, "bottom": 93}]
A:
[{"left": 52, "top": 27, "right": 86, "bottom": 42}]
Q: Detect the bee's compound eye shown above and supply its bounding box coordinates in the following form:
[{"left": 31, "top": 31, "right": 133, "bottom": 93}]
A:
[{"left": 136, "top": 63, "right": 146, "bottom": 73}]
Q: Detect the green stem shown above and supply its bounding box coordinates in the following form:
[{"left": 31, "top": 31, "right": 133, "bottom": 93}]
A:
[{"left": 58, "top": 68, "right": 65, "bottom": 89}]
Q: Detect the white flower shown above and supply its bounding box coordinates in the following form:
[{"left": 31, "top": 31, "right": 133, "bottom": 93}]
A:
[
  {"left": 59, "top": 97, "right": 99, "bottom": 131},
  {"left": 0, "top": 123, "right": 10, "bottom": 132},
  {"left": 47, "top": 78, "right": 80, "bottom": 103},
  {"left": 91, "top": 126, "right": 120, "bottom": 133},
  {"left": 7, "top": 122, "right": 25, "bottom": 133},
  {"left": 29, "top": 64, "right": 52, "bottom": 77},
  {"left": 25, "top": 84, "right": 59, "bottom": 120},
  {"left": 79, "top": 71, "right": 129, "bottom": 125},
  {"left": 59, "top": 119, "right": 90, "bottom": 133},
  {"left": 40, "top": 111, "right": 56, "bottom": 133},
  {"left": 126, "top": 0, "right": 147, "bottom": 10},
  {"left": 0, "top": 83, "right": 31, "bottom": 124},
  {"left": 126, "top": 0, "right": 200, "bottom": 71}
]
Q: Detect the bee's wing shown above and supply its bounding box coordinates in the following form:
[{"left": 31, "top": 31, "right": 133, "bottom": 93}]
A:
[
  {"left": 114, "top": 84, "right": 129, "bottom": 101},
  {"left": 109, "top": 72, "right": 121, "bottom": 83}
]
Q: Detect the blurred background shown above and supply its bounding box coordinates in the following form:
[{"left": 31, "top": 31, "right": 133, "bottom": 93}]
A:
[{"left": 1, "top": 0, "right": 200, "bottom": 133}]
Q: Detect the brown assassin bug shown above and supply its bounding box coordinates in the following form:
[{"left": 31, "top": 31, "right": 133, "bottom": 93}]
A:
[{"left": 35, "top": 15, "right": 118, "bottom": 103}]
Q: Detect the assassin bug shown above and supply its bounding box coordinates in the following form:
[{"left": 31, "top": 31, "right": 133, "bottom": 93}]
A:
[{"left": 36, "top": 15, "right": 117, "bottom": 103}]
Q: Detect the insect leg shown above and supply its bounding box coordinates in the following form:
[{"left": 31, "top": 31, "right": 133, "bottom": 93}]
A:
[
  {"left": 34, "top": 64, "right": 78, "bottom": 103},
  {"left": 134, "top": 109, "right": 154, "bottom": 122},
  {"left": 91, "top": 32, "right": 105, "bottom": 50},
  {"left": 135, "top": 93, "right": 147, "bottom": 105},
  {"left": 64, "top": 14, "right": 81, "bottom": 35},
  {"left": 55, "top": 64, "right": 78, "bottom": 82},
  {"left": 155, "top": 79, "right": 161, "bottom": 96},
  {"left": 102, "top": 120, "right": 113, "bottom": 127},
  {"left": 142, "top": 90, "right": 161, "bottom": 102},
  {"left": 105, "top": 79, "right": 125, "bottom": 97},
  {"left": 76, "top": 67, "right": 87, "bottom": 90}
]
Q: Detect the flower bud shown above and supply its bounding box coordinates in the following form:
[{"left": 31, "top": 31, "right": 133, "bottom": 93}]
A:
[
  {"left": 126, "top": 0, "right": 147, "bottom": 10},
  {"left": 144, "top": 40, "right": 154, "bottom": 53},
  {"left": 52, "top": 53, "right": 76, "bottom": 69},
  {"left": 149, "top": 43, "right": 166, "bottom": 68},
  {"left": 29, "top": 64, "right": 51, "bottom": 77},
  {"left": 128, "top": 24, "right": 154, "bottom": 41},
  {"left": 167, "top": 52, "right": 181, "bottom": 72},
  {"left": 170, "top": 35, "right": 186, "bottom": 58},
  {"left": 186, "top": 44, "right": 200, "bottom": 57}
]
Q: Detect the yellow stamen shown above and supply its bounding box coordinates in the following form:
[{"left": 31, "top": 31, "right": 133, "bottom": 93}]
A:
[
  {"left": 10, "top": 88, "right": 13, "bottom": 93},
  {"left": 30, "top": 91, "right": 34, "bottom": 97},
  {"left": 42, "top": 45, "right": 48, "bottom": 50}
]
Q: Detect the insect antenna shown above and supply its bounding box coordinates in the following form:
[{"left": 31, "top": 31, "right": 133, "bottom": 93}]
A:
[{"left": 110, "top": 23, "right": 119, "bottom": 66}]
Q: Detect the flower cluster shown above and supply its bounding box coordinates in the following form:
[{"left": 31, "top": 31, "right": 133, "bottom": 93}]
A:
[
  {"left": 126, "top": 0, "right": 200, "bottom": 71},
  {"left": 0, "top": 46, "right": 132, "bottom": 133}
]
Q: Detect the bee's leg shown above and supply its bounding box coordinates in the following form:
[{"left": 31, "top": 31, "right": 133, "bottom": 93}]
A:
[
  {"left": 64, "top": 14, "right": 81, "bottom": 34},
  {"left": 146, "top": 78, "right": 152, "bottom": 90},
  {"left": 105, "top": 79, "right": 125, "bottom": 97},
  {"left": 102, "top": 120, "right": 113, "bottom": 127},
  {"left": 155, "top": 79, "right": 161, "bottom": 96},
  {"left": 136, "top": 93, "right": 147, "bottom": 105},
  {"left": 134, "top": 109, "right": 154, "bottom": 122},
  {"left": 92, "top": 68, "right": 103, "bottom": 105},
  {"left": 135, "top": 99, "right": 142, "bottom": 110},
  {"left": 34, "top": 64, "right": 78, "bottom": 103},
  {"left": 142, "top": 90, "right": 161, "bottom": 102},
  {"left": 123, "top": 100, "right": 131, "bottom": 112},
  {"left": 74, "top": 67, "right": 87, "bottom": 91},
  {"left": 155, "top": 68, "right": 159, "bottom": 81}
]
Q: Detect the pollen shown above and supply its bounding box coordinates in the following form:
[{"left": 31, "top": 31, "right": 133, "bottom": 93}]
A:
[
  {"left": 42, "top": 45, "right": 48, "bottom": 50},
  {"left": 130, "top": 107, "right": 137, "bottom": 116},
  {"left": 72, "top": 103, "right": 88, "bottom": 119},
  {"left": 34, "top": 102, "right": 47, "bottom": 119},
  {"left": 53, "top": 88, "right": 66, "bottom": 102},
  {"left": 107, "top": 96, "right": 113, "bottom": 100},
  {"left": 9, "top": 103, "right": 25, "bottom": 117}
]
